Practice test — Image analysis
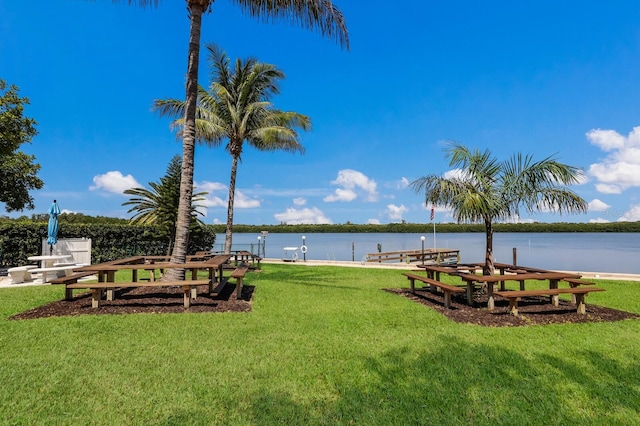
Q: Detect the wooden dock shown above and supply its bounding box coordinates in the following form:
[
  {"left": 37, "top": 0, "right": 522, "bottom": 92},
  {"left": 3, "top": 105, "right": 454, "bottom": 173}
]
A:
[{"left": 364, "top": 248, "right": 460, "bottom": 265}]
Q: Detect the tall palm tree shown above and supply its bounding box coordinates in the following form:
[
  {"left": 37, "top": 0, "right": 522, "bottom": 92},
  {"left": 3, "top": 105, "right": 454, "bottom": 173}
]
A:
[
  {"left": 100, "top": 1, "right": 348, "bottom": 280},
  {"left": 154, "top": 44, "right": 310, "bottom": 254},
  {"left": 123, "top": 155, "right": 206, "bottom": 255},
  {"left": 411, "top": 142, "right": 588, "bottom": 275}
]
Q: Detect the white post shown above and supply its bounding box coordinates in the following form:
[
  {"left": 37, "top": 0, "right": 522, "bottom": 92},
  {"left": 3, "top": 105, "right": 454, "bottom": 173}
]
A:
[
  {"left": 302, "top": 235, "right": 306, "bottom": 262},
  {"left": 433, "top": 221, "right": 436, "bottom": 250},
  {"left": 257, "top": 236, "right": 261, "bottom": 258},
  {"left": 431, "top": 207, "right": 437, "bottom": 250}
]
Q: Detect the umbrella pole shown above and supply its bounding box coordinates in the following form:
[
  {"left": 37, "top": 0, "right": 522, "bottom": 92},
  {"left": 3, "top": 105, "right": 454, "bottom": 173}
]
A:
[{"left": 49, "top": 245, "right": 53, "bottom": 256}]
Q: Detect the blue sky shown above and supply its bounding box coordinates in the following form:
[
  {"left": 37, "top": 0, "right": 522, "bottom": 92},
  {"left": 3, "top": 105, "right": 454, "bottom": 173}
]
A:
[{"left": 2, "top": 0, "right": 640, "bottom": 225}]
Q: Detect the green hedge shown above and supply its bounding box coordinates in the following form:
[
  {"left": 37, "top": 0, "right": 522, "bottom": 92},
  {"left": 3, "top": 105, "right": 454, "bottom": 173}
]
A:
[{"left": 0, "top": 221, "right": 216, "bottom": 267}]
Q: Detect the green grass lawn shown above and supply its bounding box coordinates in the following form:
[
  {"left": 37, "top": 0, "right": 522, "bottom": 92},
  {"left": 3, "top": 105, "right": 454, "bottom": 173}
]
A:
[{"left": 1, "top": 264, "right": 639, "bottom": 425}]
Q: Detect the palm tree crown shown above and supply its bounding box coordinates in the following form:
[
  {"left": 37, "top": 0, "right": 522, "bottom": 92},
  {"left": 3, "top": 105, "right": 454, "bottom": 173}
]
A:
[
  {"left": 411, "top": 142, "right": 588, "bottom": 274},
  {"left": 155, "top": 44, "right": 310, "bottom": 253}
]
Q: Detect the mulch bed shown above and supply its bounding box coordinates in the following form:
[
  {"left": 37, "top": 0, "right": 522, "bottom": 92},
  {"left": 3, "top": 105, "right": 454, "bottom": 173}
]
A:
[
  {"left": 385, "top": 287, "right": 639, "bottom": 326},
  {"left": 9, "top": 283, "right": 254, "bottom": 320},
  {"left": 9, "top": 280, "right": 638, "bottom": 327}
]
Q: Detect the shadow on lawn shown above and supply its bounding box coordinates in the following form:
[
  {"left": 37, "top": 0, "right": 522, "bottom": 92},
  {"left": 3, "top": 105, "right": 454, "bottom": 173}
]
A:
[{"left": 244, "top": 338, "right": 640, "bottom": 424}]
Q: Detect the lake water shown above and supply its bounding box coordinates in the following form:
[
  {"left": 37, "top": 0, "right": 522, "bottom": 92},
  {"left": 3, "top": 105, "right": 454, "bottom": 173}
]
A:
[{"left": 219, "top": 232, "right": 640, "bottom": 274}]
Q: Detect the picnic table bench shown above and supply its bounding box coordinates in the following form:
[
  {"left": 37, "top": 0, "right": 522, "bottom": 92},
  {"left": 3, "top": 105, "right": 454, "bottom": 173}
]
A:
[
  {"left": 7, "top": 265, "right": 37, "bottom": 284},
  {"left": 562, "top": 278, "right": 596, "bottom": 303},
  {"left": 402, "top": 272, "right": 465, "bottom": 308},
  {"left": 50, "top": 270, "right": 99, "bottom": 300},
  {"left": 494, "top": 287, "right": 605, "bottom": 315},
  {"left": 65, "top": 279, "right": 211, "bottom": 308},
  {"left": 30, "top": 264, "right": 79, "bottom": 283},
  {"left": 230, "top": 264, "right": 250, "bottom": 299}
]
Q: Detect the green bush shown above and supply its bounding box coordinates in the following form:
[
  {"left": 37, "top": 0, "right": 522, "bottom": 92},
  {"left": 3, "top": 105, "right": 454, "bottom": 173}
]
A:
[{"left": 0, "top": 219, "right": 216, "bottom": 266}]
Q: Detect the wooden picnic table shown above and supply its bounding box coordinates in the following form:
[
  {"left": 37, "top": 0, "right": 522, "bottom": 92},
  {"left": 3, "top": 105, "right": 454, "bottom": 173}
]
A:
[
  {"left": 74, "top": 254, "right": 233, "bottom": 301},
  {"left": 417, "top": 263, "right": 585, "bottom": 309},
  {"left": 152, "top": 254, "right": 232, "bottom": 293}
]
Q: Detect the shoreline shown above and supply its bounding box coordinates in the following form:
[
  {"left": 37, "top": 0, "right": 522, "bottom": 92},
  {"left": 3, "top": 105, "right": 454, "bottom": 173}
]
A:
[
  {"left": 259, "top": 258, "right": 640, "bottom": 281},
  {"left": 2, "top": 259, "right": 639, "bottom": 289}
]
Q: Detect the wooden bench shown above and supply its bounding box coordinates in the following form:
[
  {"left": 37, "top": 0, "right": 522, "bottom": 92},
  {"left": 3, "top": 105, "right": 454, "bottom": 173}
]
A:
[
  {"left": 49, "top": 270, "right": 99, "bottom": 300},
  {"left": 562, "top": 278, "right": 596, "bottom": 303},
  {"left": 65, "top": 279, "right": 210, "bottom": 308},
  {"left": 494, "top": 287, "right": 605, "bottom": 316},
  {"left": 230, "top": 264, "right": 249, "bottom": 299},
  {"left": 402, "top": 272, "right": 465, "bottom": 308}
]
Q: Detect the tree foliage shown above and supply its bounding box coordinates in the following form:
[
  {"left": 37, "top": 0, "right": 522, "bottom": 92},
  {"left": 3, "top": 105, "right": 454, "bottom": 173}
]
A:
[
  {"left": 122, "top": 155, "right": 207, "bottom": 255},
  {"left": 86, "top": 1, "right": 348, "bottom": 278},
  {"left": 213, "top": 221, "right": 640, "bottom": 234},
  {"left": 0, "top": 79, "right": 44, "bottom": 212},
  {"left": 154, "top": 44, "right": 310, "bottom": 254},
  {"left": 411, "top": 142, "right": 588, "bottom": 274},
  {"left": 0, "top": 217, "right": 216, "bottom": 267}
]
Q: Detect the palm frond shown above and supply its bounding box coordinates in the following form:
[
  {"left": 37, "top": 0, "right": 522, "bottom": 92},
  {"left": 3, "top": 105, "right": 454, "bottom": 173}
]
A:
[{"left": 230, "top": 0, "right": 349, "bottom": 49}]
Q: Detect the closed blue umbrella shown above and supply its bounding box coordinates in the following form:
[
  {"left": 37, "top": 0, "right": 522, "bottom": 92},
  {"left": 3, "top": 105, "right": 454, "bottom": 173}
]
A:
[{"left": 47, "top": 200, "right": 60, "bottom": 255}]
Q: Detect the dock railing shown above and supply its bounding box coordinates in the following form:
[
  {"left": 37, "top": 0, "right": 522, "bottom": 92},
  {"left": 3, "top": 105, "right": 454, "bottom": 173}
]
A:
[{"left": 364, "top": 249, "right": 460, "bottom": 265}]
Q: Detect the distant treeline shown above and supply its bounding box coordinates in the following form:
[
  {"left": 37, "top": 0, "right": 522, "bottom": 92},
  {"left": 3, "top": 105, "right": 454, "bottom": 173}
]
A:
[
  {"left": 213, "top": 222, "right": 640, "bottom": 234},
  {"left": 3, "top": 213, "right": 639, "bottom": 234}
]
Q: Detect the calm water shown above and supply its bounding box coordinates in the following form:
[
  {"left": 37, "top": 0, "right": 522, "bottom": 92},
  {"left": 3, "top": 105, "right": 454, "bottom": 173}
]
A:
[{"left": 220, "top": 232, "right": 640, "bottom": 274}]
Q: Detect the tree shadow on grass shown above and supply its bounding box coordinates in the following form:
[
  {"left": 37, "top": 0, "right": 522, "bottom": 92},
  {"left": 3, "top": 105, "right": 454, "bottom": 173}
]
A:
[{"left": 244, "top": 337, "right": 640, "bottom": 424}]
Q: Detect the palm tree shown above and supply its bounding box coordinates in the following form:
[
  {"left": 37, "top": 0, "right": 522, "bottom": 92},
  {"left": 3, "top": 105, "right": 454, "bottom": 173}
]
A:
[
  {"left": 123, "top": 155, "right": 206, "bottom": 255},
  {"left": 410, "top": 142, "right": 588, "bottom": 275},
  {"left": 154, "top": 44, "right": 310, "bottom": 254},
  {"left": 99, "top": 1, "right": 348, "bottom": 280}
]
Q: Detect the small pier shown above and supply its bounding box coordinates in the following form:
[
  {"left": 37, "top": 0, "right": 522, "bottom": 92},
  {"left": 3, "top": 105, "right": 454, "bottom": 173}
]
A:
[{"left": 365, "top": 248, "right": 460, "bottom": 265}]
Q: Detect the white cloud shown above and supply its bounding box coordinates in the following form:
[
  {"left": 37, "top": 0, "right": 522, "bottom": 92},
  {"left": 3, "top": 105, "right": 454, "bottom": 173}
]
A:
[
  {"left": 196, "top": 181, "right": 227, "bottom": 192},
  {"left": 586, "top": 128, "right": 627, "bottom": 151},
  {"left": 443, "top": 169, "right": 465, "bottom": 180},
  {"left": 368, "top": 218, "right": 381, "bottom": 225},
  {"left": 274, "top": 207, "right": 332, "bottom": 225},
  {"left": 324, "top": 169, "right": 378, "bottom": 202},
  {"left": 619, "top": 205, "right": 640, "bottom": 222},
  {"left": 575, "top": 172, "right": 589, "bottom": 185},
  {"left": 589, "top": 218, "right": 610, "bottom": 223},
  {"left": 234, "top": 191, "right": 261, "bottom": 209},
  {"left": 386, "top": 203, "right": 408, "bottom": 221},
  {"left": 200, "top": 195, "right": 227, "bottom": 208},
  {"left": 90, "top": 171, "right": 141, "bottom": 195},
  {"left": 397, "top": 177, "right": 409, "bottom": 189},
  {"left": 324, "top": 188, "right": 357, "bottom": 202},
  {"left": 587, "top": 126, "right": 640, "bottom": 193},
  {"left": 594, "top": 183, "right": 622, "bottom": 194},
  {"left": 196, "top": 181, "right": 227, "bottom": 208},
  {"left": 293, "top": 197, "right": 307, "bottom": 206},
  {"left": 61, "top": 209, "right": 76, "bottom": 214},
  {"left": 195, "top": 180, "right": 260, "bottom": 209},
  {"left": 588, "top": 199, "right": 610, "bottom": 212}
]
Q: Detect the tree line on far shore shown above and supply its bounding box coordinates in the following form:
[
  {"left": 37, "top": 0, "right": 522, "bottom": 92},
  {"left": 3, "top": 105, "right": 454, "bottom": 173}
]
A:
[
  {"left": 215, "top": 221, "right": 640, "bottom": 234},
  {"left": 4, "top": 214, "right": 638, "bottom": 235}
]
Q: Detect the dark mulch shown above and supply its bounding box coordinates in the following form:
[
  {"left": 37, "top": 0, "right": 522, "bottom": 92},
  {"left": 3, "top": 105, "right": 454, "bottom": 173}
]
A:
[
  {"left": 385, "top": 287, "right": 639, "bottom": 327},
  {"left": 9, "top": 280, "right": 638, "bottom": 327},
  {"left": 9, "top": 282, "right": 254, "bottom": 320}
]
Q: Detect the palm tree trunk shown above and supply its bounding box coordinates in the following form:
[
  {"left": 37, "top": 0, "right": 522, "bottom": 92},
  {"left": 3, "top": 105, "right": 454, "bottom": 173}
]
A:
[
  {"left": 224, "top": 155, "right": 240, "bottom": 254},
  {"left": 483, "top": 217, "right": 494, "bottom": 276},
  {"left": 165, "top": 2, "right": 204, "bottom": 281}
]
